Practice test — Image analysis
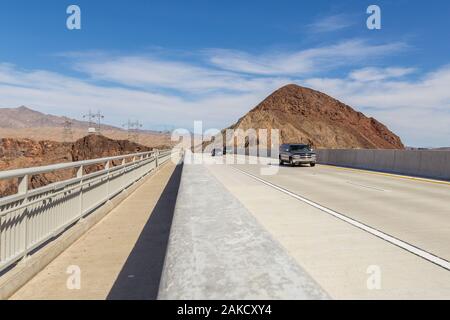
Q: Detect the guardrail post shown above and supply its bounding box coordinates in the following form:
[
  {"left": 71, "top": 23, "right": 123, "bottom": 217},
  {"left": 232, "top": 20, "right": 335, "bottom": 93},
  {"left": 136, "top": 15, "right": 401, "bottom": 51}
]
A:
[
  {"left": 18, "top": 175, "right": 29, "bottom": 261},
  {"left": 77, "top": 166, "right": 84, "bottom": 220},
  {"left": 105, "top": 160, "right": 111, "bottom": 199},
  {"left": 18, "top": 175, "right": 28, "bottom": 194}
]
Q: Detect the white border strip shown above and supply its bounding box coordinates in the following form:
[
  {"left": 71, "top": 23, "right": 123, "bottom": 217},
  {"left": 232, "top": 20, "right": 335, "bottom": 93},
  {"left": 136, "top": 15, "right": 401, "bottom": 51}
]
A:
[{"left": 232, "top": 166, "right": 450, "bottom": 271}]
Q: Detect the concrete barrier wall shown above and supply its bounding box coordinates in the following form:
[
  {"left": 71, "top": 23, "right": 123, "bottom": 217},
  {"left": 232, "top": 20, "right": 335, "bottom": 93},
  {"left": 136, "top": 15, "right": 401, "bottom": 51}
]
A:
[{"left": 315, "top": 149, "right": 450, "bottom": 181}]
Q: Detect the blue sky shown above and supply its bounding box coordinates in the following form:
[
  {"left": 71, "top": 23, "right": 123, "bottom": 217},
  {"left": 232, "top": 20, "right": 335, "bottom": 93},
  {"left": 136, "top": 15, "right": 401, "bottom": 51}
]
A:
[{"left": 0, "top": 0, "right": 449, "bottom": 146}]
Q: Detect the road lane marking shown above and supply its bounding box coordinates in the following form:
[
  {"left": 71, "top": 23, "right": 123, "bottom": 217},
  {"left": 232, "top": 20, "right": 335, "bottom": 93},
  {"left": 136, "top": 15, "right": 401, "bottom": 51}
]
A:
[
  {"left": 320, "top": 164, "right": 450, "bottom": 186},
  {"left": 231, "top": 166, "right": 450, "bottom": 271},
  {"left": 346, "top": 181, "right": 388, "bottom": 192}
]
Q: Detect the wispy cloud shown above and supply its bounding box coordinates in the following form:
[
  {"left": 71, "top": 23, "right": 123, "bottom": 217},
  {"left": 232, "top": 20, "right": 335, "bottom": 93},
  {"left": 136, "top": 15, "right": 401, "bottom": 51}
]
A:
[
  {"left": 349, "top": 67, "right": 416, "bottom": 82},
  {"left": 207, "top": 40, "right": 407, "bottom": 76},
  {"left": 0, "top": 62, "right": 281, "bottom": 130},
  {"left": 307, "top": 14, "right": 356, "bottom": 33},
  {"left": 74, "top": 56, "right": 290, "bottom": 94}
]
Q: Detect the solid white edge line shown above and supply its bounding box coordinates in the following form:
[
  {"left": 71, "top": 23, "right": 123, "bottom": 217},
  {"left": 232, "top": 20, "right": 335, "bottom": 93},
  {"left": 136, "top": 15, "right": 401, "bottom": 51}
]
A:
[{"left": 231, "top": 166, "right": 450, "bottom": 271}]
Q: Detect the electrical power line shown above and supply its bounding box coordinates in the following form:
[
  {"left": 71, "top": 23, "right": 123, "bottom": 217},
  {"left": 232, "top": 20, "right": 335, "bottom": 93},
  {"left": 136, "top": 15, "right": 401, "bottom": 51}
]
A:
[
  {"left": 62, "top": 120, "right": 74, "bottom": 142},
  {"left": 82, "top": 110, "right": 104, "bottom": 134},
  {"left": 122, "top": 119, "right": 143, "bottom": 143}
]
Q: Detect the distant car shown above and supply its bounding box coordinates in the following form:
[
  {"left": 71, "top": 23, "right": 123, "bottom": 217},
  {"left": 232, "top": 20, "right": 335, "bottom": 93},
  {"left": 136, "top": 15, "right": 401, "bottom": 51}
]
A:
[
  {"left": 279, "top": 144, "right": 316, "bottom": 167},
  {"left": 211, "top": 148, "right": 223, "bottom": 156}
]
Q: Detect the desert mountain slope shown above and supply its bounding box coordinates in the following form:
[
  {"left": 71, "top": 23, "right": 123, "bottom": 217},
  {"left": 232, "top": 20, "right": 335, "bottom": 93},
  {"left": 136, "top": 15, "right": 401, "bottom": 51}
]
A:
[
  {"left": 0, "top": 106, "right": 172, "bottom": 147},
  {"left": 0, "top": 106, "right": 110, "bottom": 129},
  {"left": 228, "top": 84, "right": 404, "bottom": 149}
]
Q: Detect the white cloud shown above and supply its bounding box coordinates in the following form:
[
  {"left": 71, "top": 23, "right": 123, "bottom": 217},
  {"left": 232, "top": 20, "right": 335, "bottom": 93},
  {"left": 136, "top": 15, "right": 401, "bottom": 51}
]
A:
[
  {"left": 0, "top": 62, "right": 277, "bottom": 130},
  {"left": 367, "top": 107, "right": 450, "bottom": 148},
  {"left": 207, "top": 40, "right": 407, "bottom": 75},
  {"left": 349, "top": 67, "right": 416, "bottom": 82},
  {"left": 74, "top": 56, "right": 291, "bottom": 94},
  {"left": 307, "top": 14, "right": 355, "bottom": 33}
]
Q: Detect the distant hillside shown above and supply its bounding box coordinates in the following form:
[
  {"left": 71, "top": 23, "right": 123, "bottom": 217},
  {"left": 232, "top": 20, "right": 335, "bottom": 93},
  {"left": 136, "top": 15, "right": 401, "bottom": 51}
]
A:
[
  {"left": 0, "top": 106, "right": 113, "bottom": 129},
  {"left": 0, "top": 106, "right": 173, "bottom": 147},
  {"left": 432, "top": 147, "right": 450, "bottom": 151},
  {"left": 225, "top": 84, "right": 404, "bottom": 149},
  {"left": 407, "top": 147, "right": 450, "bottom": 151}
]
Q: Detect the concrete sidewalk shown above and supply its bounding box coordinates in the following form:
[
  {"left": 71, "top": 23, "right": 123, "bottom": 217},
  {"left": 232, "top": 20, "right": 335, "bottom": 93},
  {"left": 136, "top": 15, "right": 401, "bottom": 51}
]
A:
[{"left": 10, "top": 160, "right": 182, "bottom": 300}]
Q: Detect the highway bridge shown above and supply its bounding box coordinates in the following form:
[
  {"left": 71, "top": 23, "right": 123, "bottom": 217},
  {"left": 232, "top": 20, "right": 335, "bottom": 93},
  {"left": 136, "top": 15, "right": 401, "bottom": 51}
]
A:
[{"left": 0, "top": 150, "right": 449, "bottom": 299}]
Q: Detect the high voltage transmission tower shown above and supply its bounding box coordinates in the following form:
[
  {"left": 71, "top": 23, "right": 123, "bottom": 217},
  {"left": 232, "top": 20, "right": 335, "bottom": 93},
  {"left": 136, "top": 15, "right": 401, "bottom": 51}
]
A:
[
  {"left": 82, "top": 110, "right": 104, "bottom": 134},
  {"left": 62, "top": 120, "right": 74, "bottom": 142},
  {"left": 123, "top": 119, "right": 143, "bottom": 143}
]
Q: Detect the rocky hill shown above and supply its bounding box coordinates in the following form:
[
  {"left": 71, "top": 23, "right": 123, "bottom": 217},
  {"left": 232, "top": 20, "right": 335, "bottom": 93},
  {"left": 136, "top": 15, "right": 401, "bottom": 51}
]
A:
[
  {"left": 227, "top": 84, "right": 404, "bottom": 149},
  {"left": 0, "top": 135, "right": 154, "bottom": 196}
]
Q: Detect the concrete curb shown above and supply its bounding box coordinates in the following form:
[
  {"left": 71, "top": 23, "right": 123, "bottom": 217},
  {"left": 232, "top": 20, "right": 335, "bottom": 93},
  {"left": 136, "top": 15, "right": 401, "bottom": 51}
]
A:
[{"left": 0, "top": 161, "right": 169, "bottom": 300}]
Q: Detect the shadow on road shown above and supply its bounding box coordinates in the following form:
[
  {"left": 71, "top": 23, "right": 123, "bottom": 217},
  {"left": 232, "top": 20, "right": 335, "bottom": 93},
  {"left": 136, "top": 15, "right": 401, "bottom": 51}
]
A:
[{"left": 106, "top": 163, "right": 183, "bottom": 300}]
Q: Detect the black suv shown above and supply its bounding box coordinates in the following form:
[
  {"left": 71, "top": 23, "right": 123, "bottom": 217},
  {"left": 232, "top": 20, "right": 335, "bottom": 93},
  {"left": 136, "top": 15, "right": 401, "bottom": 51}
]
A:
[
  {"left": 211, "top": 148, "right": 223, "bottom": 157},
  {"left": 279, "top": 144, "right": 316, "bottom": 167}
]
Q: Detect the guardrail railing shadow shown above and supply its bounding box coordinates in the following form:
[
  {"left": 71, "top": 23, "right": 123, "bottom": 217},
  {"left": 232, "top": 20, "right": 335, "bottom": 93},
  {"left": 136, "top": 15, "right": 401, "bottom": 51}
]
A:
[{"left": 106, "top": 161, "right": 183, "bottom": 300}]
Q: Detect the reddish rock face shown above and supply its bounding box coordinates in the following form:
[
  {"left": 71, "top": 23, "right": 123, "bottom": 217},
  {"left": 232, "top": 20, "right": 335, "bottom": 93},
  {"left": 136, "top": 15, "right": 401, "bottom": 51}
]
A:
[
  {"left": 71, "top": 134, "right": 150, "bottom": 161},
  {"left": 0, "top": 135, "right": 152, "bottom": 196},
  {"left": 229, "top": 84, "right": 404, "bottom": 149}
]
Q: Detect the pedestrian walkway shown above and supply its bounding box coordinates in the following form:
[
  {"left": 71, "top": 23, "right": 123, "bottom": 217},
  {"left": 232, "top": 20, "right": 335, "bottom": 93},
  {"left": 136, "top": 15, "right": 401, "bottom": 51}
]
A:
[{"left": 10, "top": 161, "right": 182, "bottom": 300}]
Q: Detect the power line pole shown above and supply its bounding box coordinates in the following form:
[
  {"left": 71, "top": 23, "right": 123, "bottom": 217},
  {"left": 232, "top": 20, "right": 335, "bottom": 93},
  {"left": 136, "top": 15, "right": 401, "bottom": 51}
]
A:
[
  {"left": 82, "top": 110, "right": 104, "bottom": 135},
  {"left": 123, "top": 119, "right": 143, "bottom": 143},
  {"left": 62, "top": 120, "right": 74, "bottom": 142}
]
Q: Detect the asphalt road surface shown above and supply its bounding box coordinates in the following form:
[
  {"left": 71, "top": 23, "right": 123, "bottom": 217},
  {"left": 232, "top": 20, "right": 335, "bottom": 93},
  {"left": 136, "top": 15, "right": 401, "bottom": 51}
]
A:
[{"left": 206, "top": 155, "right": 450, "bottom": 299}]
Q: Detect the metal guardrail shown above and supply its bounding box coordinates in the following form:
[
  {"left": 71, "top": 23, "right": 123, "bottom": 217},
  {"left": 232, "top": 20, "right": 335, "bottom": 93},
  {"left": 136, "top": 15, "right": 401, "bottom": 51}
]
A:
[{"left": 0, "top": 149, "right": 172, "bottom": 273}]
